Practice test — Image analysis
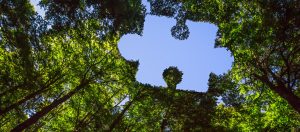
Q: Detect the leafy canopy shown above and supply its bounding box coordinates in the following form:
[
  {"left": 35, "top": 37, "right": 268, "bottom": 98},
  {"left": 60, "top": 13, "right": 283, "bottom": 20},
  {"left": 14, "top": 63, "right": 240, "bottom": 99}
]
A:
[{"left": 0, "top": 0, "right": 299, "bottom": 131}]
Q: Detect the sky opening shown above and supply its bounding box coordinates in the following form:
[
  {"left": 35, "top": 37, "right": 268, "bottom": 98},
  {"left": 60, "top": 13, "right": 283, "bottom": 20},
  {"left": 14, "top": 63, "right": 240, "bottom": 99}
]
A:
[
  {"left": 118, "top": 10, "right": 233, "bottom": 92},
  {"left": 31, "top": 0, "right": 233, "bottom": 92}
]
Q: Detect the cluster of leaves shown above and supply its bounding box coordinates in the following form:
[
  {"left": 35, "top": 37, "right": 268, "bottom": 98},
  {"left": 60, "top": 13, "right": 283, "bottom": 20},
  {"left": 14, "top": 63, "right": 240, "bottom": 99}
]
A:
[
  {"left": 0, "top": 0, "right": 142, "bottom": 131},
  {"left": 150, "top": 0, "right": 300, "bottom": 130},
  {"left": 209, "top": 72, "right": 300, "bottom": 131},
  {"left": 0, "top": 0, "right": 218, "bottom": 131},
  {"left": 162, "top": 66, "right": 183, "bottom": 89},
  {"left": 118, "top": 83, "right": 220, "bottom": 131},
  {"left": 1, "top": 0, "right": 300, "bottom": 131}
]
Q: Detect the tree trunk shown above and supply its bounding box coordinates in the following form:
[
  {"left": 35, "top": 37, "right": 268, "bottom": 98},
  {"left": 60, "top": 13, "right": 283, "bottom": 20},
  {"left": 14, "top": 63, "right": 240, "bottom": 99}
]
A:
[
  {"left": 272, "top": 85, "right": 300, "bottom": 113},
  {"left": 109, "top": 90, "right": 142, "bottom": 131},
  {"left": 11, "top": 81, "right": 89, "bottom": 132},
  {"left": 160, "top": 118, "right": 167, "bottom": 132},
  {"left": 74, "top": 88, "right": 121, "bottom": 131},
  {"left": 0, "top": 75, "right": 63, "bottom": 116},
  {"left": 108, "top": 99, "right": 134, "bottom": 131},
  {"left": 0, "top": 88, "right": 49, "bottom": 116},
  {"left": 255, "top": 74, "right": 300, "bottom": 113}
]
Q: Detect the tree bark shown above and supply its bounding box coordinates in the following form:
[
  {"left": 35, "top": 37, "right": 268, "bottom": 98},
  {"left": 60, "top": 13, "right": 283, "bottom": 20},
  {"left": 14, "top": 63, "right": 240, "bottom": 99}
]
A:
[
  {"left": 272, "top": 85, "right": 300, "bottom": 113},
  {"left": 11, "top": 80, "right": 89, "bottom": 132},
  {"left": 255, "top": 74, "right": 300, "bottom": 113},
  {"left": 0, "top": 88, "right": 49, "bottom": 116},
  {"left": 160, "top": 118, "right": 167, "bottom": 132},
  {"left": 0, "top": 75, "right": 63, "bottom": 116},
  {"left": 108, "top": 99, "right": 134, "bottom": 131},
  {"left": 109, "top": 90, "right": 142, "bottom": 131}
]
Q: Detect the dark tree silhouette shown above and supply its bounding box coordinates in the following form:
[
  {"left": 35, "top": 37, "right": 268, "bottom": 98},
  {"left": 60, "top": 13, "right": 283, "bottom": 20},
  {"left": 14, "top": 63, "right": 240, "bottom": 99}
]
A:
[{"left": 162, "top": 66, "right": 183, "bottom": 89}]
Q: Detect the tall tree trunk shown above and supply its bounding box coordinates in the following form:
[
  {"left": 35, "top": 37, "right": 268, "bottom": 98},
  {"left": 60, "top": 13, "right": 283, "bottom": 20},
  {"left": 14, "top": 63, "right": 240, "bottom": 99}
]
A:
[
  {"left": 255, "top": 74, "right": 300, "bottom": 113},
  {"left": 160, "top": 89, "right": 175, "bottom": 132},
  {"left": 160, "top": 106, "right": 172, "bottom": 132},
  {"left": 0, "top": 88, "right": 49, "bottom": 116},
  {"left": 0, "top": 75, "right": 63, "bottom": 116},
  {"left": 74, "top": 88, "right": 122, "bottom": 131},
  {"left": 108, "top": 99, "right": 134, "bottom": 131},
  {"left": 272, "top": 85, "right": 300, "bottom": 113},
  {"left": 11, "top": 80, "right": 90, "bottom": 132},
  {"left": 109, "top": 90, "right": 142, "bottom": 131},
  {"left": 160, "top": 118, "right": 167, "bottom": 132}
]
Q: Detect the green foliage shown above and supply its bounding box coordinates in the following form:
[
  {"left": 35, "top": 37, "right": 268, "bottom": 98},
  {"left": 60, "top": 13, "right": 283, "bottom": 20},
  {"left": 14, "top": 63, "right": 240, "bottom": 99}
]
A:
[
  {"left": 39, "top": 0, "right": 146, "bottom": 35},
  {"left": 150, "top": 0, "right": 300, "bottom": 112},
  {"left": 0, "top": 0, "right": 140, "bottom": 131},
  {"left": 150, "top": 0, "right": 300, "bottom": 130},
  {"left": 162, "top": 66, "right": 183, "bottom": 89},
  {"left": 119, "top": 83, "right": 219, "bottom": 131},
  {"left": 211, "top": 73, "right": 300, "bottom": 131},
  {"left": 1, "top": 0, "right": 299, "bottom": 131}
]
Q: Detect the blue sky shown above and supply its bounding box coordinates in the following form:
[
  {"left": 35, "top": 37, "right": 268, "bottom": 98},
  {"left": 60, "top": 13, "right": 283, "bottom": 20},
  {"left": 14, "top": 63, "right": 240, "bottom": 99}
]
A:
[
  {"left": 118, "top": 1, "right": 233, "bottom": 92},
  {"left": 31, "top": 0, "right": 233, "bottom": 92}
]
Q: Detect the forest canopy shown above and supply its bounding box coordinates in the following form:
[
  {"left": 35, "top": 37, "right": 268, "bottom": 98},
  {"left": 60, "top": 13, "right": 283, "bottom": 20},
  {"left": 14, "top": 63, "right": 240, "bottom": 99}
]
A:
[{"left": 0, "top": 0, "right": 299, "bottom": 131}]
